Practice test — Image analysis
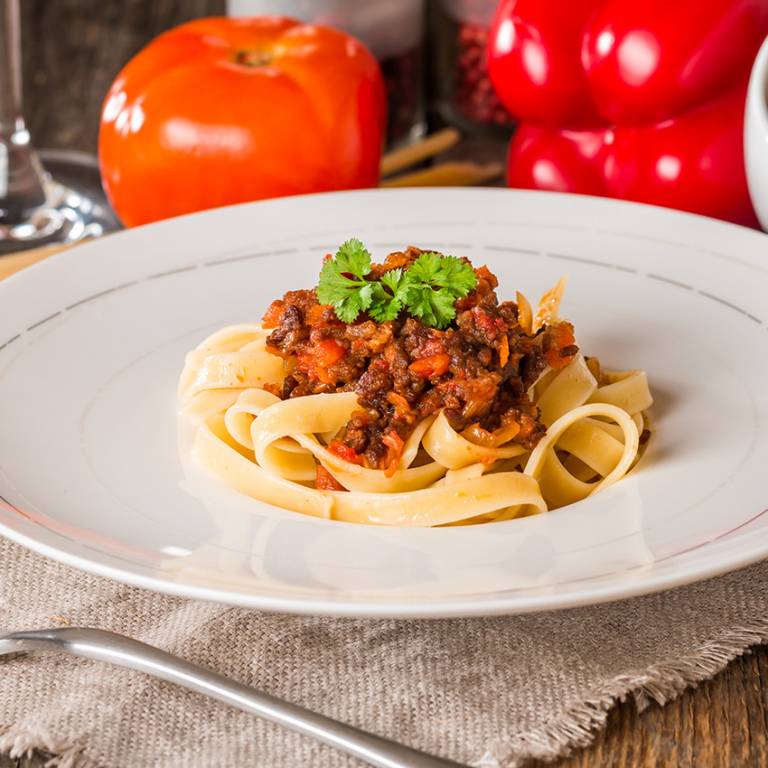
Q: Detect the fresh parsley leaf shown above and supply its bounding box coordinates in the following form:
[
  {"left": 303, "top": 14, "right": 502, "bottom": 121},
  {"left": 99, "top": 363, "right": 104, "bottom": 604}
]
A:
[
  {"left": 316, "top": 239, "right": 374, "bottom": 323},
  {"left": 404, "top": 283, "right": 459, "bottom": 329},
  {"left": 369, "top": 285, "right": 402, "bottom": 322},
  {"left": 403, "top": 251, "right": 442, "bottom": 286},
  {"left": 401, "top": 252, "right": 477, "bottom": 328},
  {"left": 368, "top": 269, "right": 406, "bottom": 322},
  {"left": 316, "top": 241, "right": 478, "bottom": 328},
  {"left": 333, "top": 285, "right": 367, "bottom": 323},
  {"left": 406, "top": 252, "right": 477, "bottom": 295},
  {"left": 380, "top": 267, "right": 405, "bottom": 295},
  {"left": 334, "top": 238, "right": 372, "bottom": 278}
]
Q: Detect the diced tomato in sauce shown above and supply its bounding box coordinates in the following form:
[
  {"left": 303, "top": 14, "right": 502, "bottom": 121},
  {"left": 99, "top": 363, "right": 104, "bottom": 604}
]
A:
[
  {"left": 415, "top": 335, "right": 447, "bottom": 358},
  {"left": 328, "top": 439, "right": 365, "bottom": 465},
  {"left": 318, "top": 338, "right": 346, "bottom": 366},
  {"left": 472, "top": 307, "right": 508, "bottom": 340}
]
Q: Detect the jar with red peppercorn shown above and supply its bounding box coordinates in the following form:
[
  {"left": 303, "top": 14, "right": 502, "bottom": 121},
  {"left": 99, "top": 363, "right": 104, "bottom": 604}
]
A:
[{"left": 432, "top": 0, "right": 515, "bottom": 135}]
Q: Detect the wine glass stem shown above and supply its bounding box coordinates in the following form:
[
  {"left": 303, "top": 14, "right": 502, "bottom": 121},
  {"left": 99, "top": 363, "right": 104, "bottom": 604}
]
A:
[{"left": 0, "top": 0, "right": 46, "bottom": 224}]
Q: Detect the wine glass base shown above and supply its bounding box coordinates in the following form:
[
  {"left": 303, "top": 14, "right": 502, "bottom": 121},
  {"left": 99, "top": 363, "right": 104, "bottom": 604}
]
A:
[{"left": 0, "top": 149, "right": 121, "bottom": 255}]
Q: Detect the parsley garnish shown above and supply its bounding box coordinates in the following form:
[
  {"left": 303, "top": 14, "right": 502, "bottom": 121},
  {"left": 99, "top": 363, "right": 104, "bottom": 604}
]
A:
[
  {"left": 316, "top": 239, "right": 478, "bottom": 328},
  {"left": 316, "top": 238, "right": 374, "bottom": 323}
]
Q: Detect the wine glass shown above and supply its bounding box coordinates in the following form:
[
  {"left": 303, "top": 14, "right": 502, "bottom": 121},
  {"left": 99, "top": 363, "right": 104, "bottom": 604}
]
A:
[{"left": 0, "top": 0, "right": 119, "bottom": 255}]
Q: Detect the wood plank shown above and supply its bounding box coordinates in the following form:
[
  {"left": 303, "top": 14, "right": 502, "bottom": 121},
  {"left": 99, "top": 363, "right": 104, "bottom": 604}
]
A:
[
  {"left": 0, "top": 244, "right": 70, "bottom": 281},
  {"left": 20, "top": 0, "right": 225, "bottom": 154},
  {"left": 525, "top": 646, "right": 768, "bottom": 767}
]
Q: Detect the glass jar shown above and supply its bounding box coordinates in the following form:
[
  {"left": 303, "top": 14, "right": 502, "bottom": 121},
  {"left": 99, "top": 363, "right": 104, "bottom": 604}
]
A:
[
  {"left": 227, "top": 0, "right": 426, "bottom": 147},
  {"left": 432, "top": 0, "right": 514, "bottom": 135}
]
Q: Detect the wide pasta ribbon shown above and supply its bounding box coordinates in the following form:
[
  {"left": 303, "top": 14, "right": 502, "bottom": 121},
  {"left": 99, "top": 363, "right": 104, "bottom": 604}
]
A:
[
  {"left": 179, "top": 325, "right": 651, "bottom": 527},
  {"left": 527, "top": 355, "right": 651, "bottom": 507}
]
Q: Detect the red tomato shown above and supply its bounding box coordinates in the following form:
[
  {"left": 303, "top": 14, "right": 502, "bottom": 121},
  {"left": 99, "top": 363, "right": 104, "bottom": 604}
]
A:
[
  {"left": 507, "top": 123, "right": 611, "bottom": 196},
  {"left": 99, "top": 17, "right": 386, "bottom": 227},
  {"left": 583, "top": 0, "right": 768, "bottom": 125},
  {"left": 601, "top": 87, "right": 759, "bottom": 227},
  {"left": 487, "top": 0, "right": 605, "bottom": 127}
]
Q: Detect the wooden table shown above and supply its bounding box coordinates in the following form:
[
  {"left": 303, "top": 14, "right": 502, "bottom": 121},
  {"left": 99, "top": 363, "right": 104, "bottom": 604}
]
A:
[{"left": 9, "top": 2, "right": 768, "bottom": 765}]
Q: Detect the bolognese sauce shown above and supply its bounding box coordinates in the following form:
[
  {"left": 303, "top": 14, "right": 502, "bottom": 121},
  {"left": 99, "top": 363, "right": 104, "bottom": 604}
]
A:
[{"left": 262, "top": 247, "right": 578, "bottom": 478}]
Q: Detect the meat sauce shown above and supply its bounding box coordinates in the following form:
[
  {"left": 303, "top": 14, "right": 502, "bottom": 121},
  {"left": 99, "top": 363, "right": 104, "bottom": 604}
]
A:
[{"left": 262, "top": 247, "right": 578, "bottom": 479}]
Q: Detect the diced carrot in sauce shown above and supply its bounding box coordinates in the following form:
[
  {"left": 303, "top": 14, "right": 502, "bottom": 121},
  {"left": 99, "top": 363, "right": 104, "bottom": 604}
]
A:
[
  {"left": 318, "top": 338, "right": 346, "bottom": 366},
  {"left": 298, "top": 338, "right": 346, "bottom": 383},
  {"left": 545, "top": 322, "right": 577, "bottom": 369},
  {"left": 315, "top": 464, "right": 346, "bottom": 491},
  {"left": 261, "top": 300, "right": 285, "bottom": 329},
  {"left": 306, "top": 304, "right": 330, "bottom": 325},
  {"left": 386, "top": 392, "right": 412, "bottom": 418},
  {"left": 409, "top": 353, "right": 450, "bottom": 378},
  {"left": 498, "top": 334, "right": 510, "bottom": 367}
]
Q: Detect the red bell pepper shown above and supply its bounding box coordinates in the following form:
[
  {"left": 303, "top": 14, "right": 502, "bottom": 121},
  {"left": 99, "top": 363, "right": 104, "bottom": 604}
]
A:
[
  {"left": 488, "top": 0, "right": 768, "bottom": 226},
  {"left": 487, "top": 0, "right": 604, "bottom": 127},
  {"left": 507, "top": 124, "right": 611, "bottom": 196}
]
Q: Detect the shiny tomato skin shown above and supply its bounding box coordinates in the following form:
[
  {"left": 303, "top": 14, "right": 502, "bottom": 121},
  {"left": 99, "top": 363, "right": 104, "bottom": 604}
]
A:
[
  {"left": 487, "top": 0, "right": 605, "bottom": 127},
  {"left": 601, "top": 87, "right": 759, "bottom": 227},
  {"left": 99, "top": 17, "right": 386, "bottom": 227},
  {"left": 583, "top": 0, "right": 768, "bottom": 125}
]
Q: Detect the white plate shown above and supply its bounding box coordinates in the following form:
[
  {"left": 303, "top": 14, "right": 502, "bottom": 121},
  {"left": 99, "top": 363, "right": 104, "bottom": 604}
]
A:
[{"left": 0, "top": 188, "right": 767, "bottom": 617}]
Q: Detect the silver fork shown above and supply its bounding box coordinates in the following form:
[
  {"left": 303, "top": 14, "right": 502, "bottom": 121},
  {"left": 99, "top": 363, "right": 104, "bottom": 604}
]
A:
[{"left": 0, "top": 627, "right": 465, "bottom": 768}]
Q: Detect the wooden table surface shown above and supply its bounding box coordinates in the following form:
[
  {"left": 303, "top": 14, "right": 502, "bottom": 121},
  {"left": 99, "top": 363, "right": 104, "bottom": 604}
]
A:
[{"left": 8, "top": 2, "right": 768, "bottom": 766}]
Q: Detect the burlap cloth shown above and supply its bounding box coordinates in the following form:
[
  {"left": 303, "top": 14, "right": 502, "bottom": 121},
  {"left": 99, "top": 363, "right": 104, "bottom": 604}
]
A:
[{"left": 2, "top": 536, "right": 768, "bottom": 768}]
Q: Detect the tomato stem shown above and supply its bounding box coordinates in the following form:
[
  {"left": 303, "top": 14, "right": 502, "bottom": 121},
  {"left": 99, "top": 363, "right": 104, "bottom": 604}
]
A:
[{"left": 234, "top": 49, "right": 273, "bottom": 67}]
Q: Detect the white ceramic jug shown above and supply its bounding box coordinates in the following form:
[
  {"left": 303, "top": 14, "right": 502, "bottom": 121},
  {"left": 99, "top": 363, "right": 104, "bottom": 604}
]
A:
[{"left": 746, "top": 35, "right": 768, "bottom": 231}]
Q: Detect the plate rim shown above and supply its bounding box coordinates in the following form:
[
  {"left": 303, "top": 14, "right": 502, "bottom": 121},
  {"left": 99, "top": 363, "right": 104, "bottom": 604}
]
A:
[
  {"left": 1, "top": 186, "right": 767, "bottom": 617},
  {"left": 1, "top": 513, "right": 766, "bottom": 617}
]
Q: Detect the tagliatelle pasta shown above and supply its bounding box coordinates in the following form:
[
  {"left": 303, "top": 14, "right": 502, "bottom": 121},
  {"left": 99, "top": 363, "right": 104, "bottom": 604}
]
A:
[{"left": 178, "top": 243, "right": 652, "bottom": 527}]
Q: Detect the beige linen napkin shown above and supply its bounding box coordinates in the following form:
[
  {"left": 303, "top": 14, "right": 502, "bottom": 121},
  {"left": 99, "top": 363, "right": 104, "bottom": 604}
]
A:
[{"left": 1, "top": 535, "right": 767, "bottom": 768}]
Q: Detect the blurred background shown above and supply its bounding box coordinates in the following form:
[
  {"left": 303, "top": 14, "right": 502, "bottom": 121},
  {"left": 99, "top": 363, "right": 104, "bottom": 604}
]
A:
[
  {"left": 3, "top": 0, "right": 767, "bottom": 256},
  {"left": 21, "top": 1, "right": 224, "bottom": 153},
  {"left": 20, "top": 0, "right": 510, "bottom": 152}
]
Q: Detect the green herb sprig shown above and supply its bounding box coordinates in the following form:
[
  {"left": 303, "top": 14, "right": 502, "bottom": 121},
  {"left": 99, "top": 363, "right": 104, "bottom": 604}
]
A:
[{"left": 316, "top": 239, "right": 477, "bottom": 329}]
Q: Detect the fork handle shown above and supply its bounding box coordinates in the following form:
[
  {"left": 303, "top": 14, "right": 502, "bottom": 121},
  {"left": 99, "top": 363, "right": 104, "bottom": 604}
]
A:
[{"left": 7, "top": 628, "right": 465, "bottom": 768}]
